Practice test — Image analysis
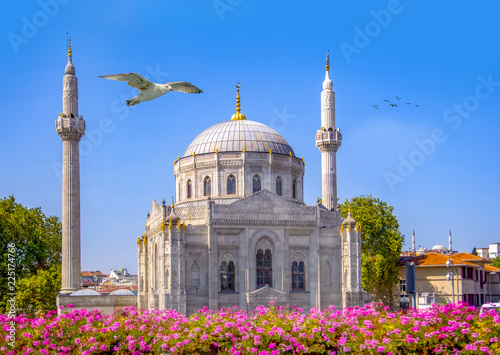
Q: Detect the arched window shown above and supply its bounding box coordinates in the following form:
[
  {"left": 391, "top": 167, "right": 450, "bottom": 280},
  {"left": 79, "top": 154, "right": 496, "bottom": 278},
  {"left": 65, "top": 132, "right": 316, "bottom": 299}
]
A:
[
  {"left": 220, "top": 260, "right": 235, "bottom": 292},
  {"left": 227, "top": 174, "right": 236, "bottom": 195},
  {"left": 292, "top": 261, "right": 305, "bottom": 291},
  {"left": 187, "top": 179, "right": 192, "bottom": 199},
  {"left": 256, "top": 249, "right": 272, "bottom": 288},
  {"left": 292, "top": 179, "right": 297, "bottom": 199},
  {"left": 276, "top": 176, "right": 283, "bottom": 196},
  {"left": 253, "top": 175, "right": 261, "bottom": 194},
  {"left": 203, "top": 176, "right": 211, "bottom": 196}
]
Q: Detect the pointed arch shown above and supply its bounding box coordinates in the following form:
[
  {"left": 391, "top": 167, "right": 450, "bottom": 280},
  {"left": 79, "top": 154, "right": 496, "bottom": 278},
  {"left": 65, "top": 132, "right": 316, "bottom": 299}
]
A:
[
  {"left": 253, "top": 174, "right": 261, "bottom": 194},
  {"left": 191, "top": 260, "right": 200, "bottom": 287},
  {"left": 187, "top": 179, "right": 192, "bottom": 199},
  {"left": 276, "top": 176, "right": 283, "bottom": 196},
  {"left": 227, "top": 174, "right": 236, "bottom": 195},
  {"left": 203, "top": 176, "right": 211, "bottom": 196}
]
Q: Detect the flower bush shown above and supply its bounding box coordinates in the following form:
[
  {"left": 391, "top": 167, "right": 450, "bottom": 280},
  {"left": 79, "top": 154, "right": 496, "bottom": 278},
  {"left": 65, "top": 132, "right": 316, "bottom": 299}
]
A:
[{"left": 1, "top": 302, "right": 499, "bottom": 354}]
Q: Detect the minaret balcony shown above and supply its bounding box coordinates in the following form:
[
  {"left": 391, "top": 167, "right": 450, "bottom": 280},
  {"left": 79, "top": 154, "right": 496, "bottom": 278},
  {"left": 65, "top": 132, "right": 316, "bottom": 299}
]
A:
[
  {"left": 315, "top": 130, "right": 342, "bottom": 151},
  {"left": 56, "top": 115, "right": 86, "bottom": 139}
]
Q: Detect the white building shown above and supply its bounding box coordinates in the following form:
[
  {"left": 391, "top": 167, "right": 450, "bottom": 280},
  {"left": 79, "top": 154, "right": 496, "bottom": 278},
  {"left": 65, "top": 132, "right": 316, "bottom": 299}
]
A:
[{"left": 137, "top": 54, "right": 364, "bottom": 314}]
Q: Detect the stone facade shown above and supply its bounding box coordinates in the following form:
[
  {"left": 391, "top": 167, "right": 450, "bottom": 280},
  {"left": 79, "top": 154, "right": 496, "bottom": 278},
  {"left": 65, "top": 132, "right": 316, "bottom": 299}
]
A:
[{"left": 137, "top": 56, "right": 364, "bottom": 313}]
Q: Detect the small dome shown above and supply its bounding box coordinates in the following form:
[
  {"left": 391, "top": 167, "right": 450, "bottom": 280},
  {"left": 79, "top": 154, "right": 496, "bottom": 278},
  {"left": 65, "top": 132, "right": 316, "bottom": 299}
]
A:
[
  {"left": 166, "top": 207, "right": 180, "bottom": 223},
  {"left": 69, "top": 289, "right": 101, "bottom": 296},
  {"left": 183, "top": 120, "right": 295, "bottom": 157},
  {"left": 342, "top": 210, "right": 357, "bottom": 226},
  {"left": 109, "top": 289, "right": 135, "bottom": 296}
]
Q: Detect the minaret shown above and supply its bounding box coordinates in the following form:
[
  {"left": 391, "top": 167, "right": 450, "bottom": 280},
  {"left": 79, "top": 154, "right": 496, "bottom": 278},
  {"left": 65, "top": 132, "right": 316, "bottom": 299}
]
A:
[
  {"left": 56, "top": 38, "right": 85, "bottom": 294},
  {"left": 316, "top": 52, "right": 342, "bottom": 210},
  {"left": 412, "top": 227, "right": 416, "bottom": 253},
  {"left": 448, "top": 228, "right": 452, "bottom": 252}
]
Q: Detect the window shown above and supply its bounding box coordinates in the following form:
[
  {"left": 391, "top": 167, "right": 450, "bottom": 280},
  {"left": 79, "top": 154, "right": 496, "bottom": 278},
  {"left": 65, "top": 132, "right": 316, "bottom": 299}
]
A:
[
  {"left": 256, "top": 249, "right": 272, "bottom": 288},
  {"left": 276, "top": 176, "right": 283, "bottom": 196},
  {"left": 220, "top": 261, "right": 235, "bottom": 292},
  {"left": 292, "top": 179, "right": 297, "bottom": 199},
  {"left": 227, "top": 175, "right": 236, "bottom": 195},
  {"left": 187, "top": 179, "right": 192, "bottom": 199},
  {"left": 203, "top": 176, "right": 211, "bottom": 196},
  {"left": 253, "top": 175, "right": 261, "bottom": 194},
  {"left": 399, "top": 279, "right": 407, "bottom": 295},
  {"left": 291, "top": 261, "right": 305, "bottom": 291}
]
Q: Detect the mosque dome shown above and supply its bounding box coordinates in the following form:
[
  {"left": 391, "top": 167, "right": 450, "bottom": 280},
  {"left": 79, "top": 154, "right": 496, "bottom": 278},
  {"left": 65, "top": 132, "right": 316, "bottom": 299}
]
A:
[
  {"left": 183, "top": 119, "right": 295, "bottom": 157},
  {"left": 431, "top": 243, "right": 447, "bottom": 252}
]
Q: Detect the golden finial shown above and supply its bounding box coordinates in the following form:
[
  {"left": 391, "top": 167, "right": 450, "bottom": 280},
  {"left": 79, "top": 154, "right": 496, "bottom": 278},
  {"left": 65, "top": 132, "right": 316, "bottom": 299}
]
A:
[
  {"left": 143, "top": 237, "right": 147, "bottom": 245},
  {"left": 137, "top": 237, "right": 141, "bottom": 246},
  {"left": 269, "top": 149, "right": 272, "bottom": 154},
  {"left": 161, "top": 221, "right": 165, "bottom": 231},
  {"left": 340, "top": 224, "right": 344, "bottom": 233},
  {"left": 168, "top": 219, "right": 173, "bottom": 230},
  {"left": 182, "top": 222, "right": 186, "bottom": 231},
  {"left": 231, "top": 82, "right": 247, "bottom": 120},
  {"left": 289, "top": 151, "right": 293, "bottom": 157},
  {"left": 178, "top": 156, "right": 180, "bottom": 161},
  {"left": 215, "top": 148, "right": 219, "bottom": 154},
  {"left": 326, "top": 50, "right": 329, "bottom": 72},
  {"left": 171, "top": 197, "right": 175, "bottom": 209},
  {"left": 192, "top": 152, "right": 196, "bottom": 157},
  {"left": 301, "top": 157, "right": 305, "bottom": 165},
  {"left": 177, "top": 220, "right": 181, "bottom": 230},
  {"left": 242, "top": 148, "right": 246, "bottom": 153},
  {"left": 67, "top": 34, "right": 72, "bottom": 58}
]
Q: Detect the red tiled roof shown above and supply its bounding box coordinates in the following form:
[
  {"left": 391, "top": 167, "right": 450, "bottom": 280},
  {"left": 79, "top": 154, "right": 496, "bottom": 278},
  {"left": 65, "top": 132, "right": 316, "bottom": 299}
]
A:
[
  {"left": 403, "top": 252, "right": 478, "bottom": 267},
  {"left": 485, "top": 264, "right": 500, "bottom": 272}
]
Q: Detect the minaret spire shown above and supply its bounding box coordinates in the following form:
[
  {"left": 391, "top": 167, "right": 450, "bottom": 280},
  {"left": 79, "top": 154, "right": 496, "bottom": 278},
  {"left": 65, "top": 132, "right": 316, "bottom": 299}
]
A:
[
  {"left": 412, "top": 227, "right": 416, "bottom": 253},
  {"left": 448, "top": 228, "right": 452, "bottom": 252},
  {"left": 316, "top": 52, "right": 341, "bottom": 210},
  {"left": 56, "top": 39, "right": 85, "bottom": 295}
]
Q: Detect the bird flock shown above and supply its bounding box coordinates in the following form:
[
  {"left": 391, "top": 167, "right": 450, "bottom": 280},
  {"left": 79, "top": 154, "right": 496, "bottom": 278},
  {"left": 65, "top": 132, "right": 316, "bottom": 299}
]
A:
[{"left": 373, "top": 96, "right": 420, "bottom": 110}]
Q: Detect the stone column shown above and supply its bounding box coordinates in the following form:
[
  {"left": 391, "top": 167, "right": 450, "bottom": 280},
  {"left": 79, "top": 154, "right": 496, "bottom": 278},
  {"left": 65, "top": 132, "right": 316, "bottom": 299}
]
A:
[{"left": 56, "top": 115, "right": 85, "bottom": 293}]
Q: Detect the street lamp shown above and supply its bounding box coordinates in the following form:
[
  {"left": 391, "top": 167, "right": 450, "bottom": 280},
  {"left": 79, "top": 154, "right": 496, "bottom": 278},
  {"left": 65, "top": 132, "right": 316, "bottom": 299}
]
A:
[
  {"left": 446, "top": 259, "right": 455, "bottom": 304},
  {"left": 490, "top": 272, "right": 498, "bottom": 303}
]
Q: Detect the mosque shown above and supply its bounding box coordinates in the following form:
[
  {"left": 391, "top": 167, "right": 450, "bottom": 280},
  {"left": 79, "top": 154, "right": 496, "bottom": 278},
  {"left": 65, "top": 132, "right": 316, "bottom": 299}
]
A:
[
  {"left": 55, "top": 42, "right": 363, "bottom": 313},
  {"left": 136, "top": 54, "right": 364, "bottom": 314}
]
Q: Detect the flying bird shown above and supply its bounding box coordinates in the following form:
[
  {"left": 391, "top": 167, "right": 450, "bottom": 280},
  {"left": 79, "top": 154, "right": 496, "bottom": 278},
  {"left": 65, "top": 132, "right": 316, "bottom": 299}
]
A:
[
  {"left": 406, "top": 102, "right": 411, "bottom": 105},
  {"left": 98, "top": 73, "right": 203, "bottom": 106},
  {"left": 383, "top": 99, "right": 390, "bottom": 102},
  {"left": 372, "top": 105, "right": 379, "bottom": 109},
  {"left": 396, "top": 96, "right": 402, "bottom": 100},
  {"left": 415, "top": 105, "right": 420, "bottom": 107},
  {"left": 389, "top": 103, "right": 397, "bottom": 107}
]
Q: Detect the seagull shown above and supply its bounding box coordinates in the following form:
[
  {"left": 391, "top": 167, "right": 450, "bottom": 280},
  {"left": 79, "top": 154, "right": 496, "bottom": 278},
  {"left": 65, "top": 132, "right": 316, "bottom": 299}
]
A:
[
  {"left": 389, "top": 103, "right": 397, "bottom": 107},
  {"left": 372, "top": 105, "right": 379, "bottom": 109},
  {"left": 98, "top": 73, "right": 203, "bottom": 106},
  {"left": 406, "top": 102, "right": 411, "bottom": 105},
  {"left": 396, "top": 96, "right": 402, "bottom": 100},
  {"left": 415, "top": 105, "right": 420, "bottom": 107},
  {"left": 383, "top": 99, "right": 390, "bottom": 102}
]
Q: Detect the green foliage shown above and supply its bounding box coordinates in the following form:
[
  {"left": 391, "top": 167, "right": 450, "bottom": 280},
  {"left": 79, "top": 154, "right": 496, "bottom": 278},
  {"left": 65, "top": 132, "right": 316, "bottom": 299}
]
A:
[
  {"left": 16, "top": 264, "right": 61, "bottom": 314},
  {"left": 339, "top": 195, "right": 403, "bottom": 302},
  {"left": 0, "top": 196, "right": 62, "bottom": 314},
  {"left": 491, "top": 256, "right": 500, "bottom": 269}
]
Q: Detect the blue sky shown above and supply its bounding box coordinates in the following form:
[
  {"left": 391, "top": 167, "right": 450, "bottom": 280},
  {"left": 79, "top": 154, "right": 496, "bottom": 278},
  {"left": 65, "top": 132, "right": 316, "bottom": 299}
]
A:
[{"left": 1, "top": 1, "right": 499, "bottom": 274}]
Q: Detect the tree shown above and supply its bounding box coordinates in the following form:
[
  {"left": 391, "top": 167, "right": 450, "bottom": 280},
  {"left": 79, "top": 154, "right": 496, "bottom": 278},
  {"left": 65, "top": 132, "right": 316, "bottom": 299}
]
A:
[
  {"left": 339, "top": 195, "right": 404, "bottom": 305},
  {"left": 0, "top": 196, "right": 62, "bottom": 314},
  {"left": 491, "top": 256, "right": 500, "bottom": 269}
]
